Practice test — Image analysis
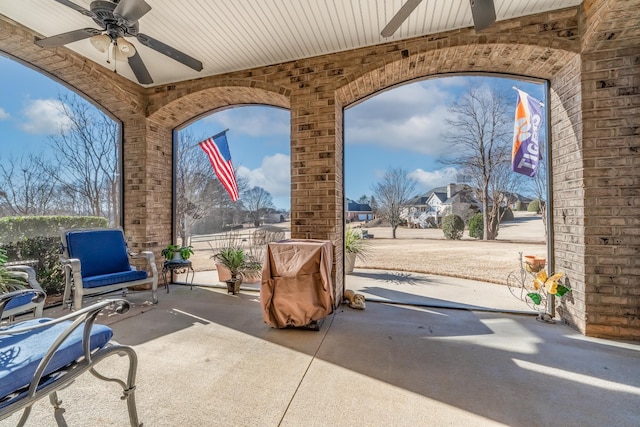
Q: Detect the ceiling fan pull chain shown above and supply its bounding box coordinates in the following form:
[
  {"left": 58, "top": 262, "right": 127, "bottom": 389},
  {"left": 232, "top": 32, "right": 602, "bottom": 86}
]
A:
[
  {"left": 107, "top": 40, "right": 113, "bottom": 64},
  {"left": 112, "top": 41, "right": 118, "bottom": 75}
]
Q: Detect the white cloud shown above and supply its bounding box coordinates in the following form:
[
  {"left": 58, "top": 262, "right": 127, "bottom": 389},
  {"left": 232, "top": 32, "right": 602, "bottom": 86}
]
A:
[
  {"left": 203, "top": 107, "right": 289, "bottom": 137},
  {"left": 236, "top": 153, "right": 290, "bottom": 199},
  {"left": 345, "top": 81, "right": 454, "bottom": 156},
  {"left": 19, "top": 99, "right": 73, "bottom": 134},
  {"left": 0, "top": 107, "right": 9, "bottom": 120},
  {"left": 409, "top": 166, "right": 459, "bottom": 191}
]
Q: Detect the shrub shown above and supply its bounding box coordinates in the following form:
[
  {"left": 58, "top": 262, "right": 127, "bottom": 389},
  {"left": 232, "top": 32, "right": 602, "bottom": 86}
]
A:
[
  {"left": 0, "top": 215, "right": 108, "bottom": 243},
  {"left": 442, "top": 214, "right": 464, "bottom": 240},
  {"left": 501, "top": 207, "right": 514, "bottom": 222},
  {"left": 468, "top": 213, "right": 483, "bottom": 239},
  {"left": 528, "top": 200, "right": 541, "bottom": 213},
  {"left": 1, "top": 236, "right": 64, "bottom": 295},
  {"left": 0, "top": 215, "right": 109, "bottom": 296}
]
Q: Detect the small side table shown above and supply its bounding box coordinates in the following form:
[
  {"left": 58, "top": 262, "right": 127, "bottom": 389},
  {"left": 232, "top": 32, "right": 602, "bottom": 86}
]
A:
[{"left": 162, "top": 260, "right": 194, "bottom": 293}]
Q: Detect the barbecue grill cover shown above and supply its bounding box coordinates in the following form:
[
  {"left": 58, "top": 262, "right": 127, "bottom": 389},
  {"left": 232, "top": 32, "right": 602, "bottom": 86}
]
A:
[{"left": 260, "top": 239, "right": 334, "bottom": 328}]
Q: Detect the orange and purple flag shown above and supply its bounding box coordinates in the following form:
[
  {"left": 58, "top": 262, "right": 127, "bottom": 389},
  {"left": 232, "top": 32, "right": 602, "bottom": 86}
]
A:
[{"left": 511, "top": 89, "right": 543, "bottom": 177}]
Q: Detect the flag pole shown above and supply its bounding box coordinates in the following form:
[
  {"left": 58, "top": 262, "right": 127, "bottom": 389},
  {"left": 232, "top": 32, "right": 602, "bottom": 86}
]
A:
[{"left": 188, "top": 128, "right": 229, "bottom": 150}]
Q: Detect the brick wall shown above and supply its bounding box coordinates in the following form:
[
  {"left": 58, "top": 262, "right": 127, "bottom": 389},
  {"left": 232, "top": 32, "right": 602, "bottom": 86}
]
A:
[
  {"left": 1, "top": 1, "right": 638, "bottom": 338},
  {"left": 578, "top": 0, "right": 640, "bottom": 338},
  {"left": 550, "top": 54, "right": 586, "bottom": 333}
]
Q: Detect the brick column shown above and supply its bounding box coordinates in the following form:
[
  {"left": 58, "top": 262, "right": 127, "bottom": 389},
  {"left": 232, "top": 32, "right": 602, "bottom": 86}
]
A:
[
  {"left": 576, "top": 0, "right": 640, "bottom": 338},
  {"left": 290, "top": 90, "right": 344, "bottom": 306},
  {"left": 121, "top": 115, "right": 174, "bottom": 265}
]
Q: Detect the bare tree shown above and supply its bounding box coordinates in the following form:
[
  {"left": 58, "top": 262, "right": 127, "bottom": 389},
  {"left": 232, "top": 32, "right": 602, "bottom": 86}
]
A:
[
  {"left": 442, "top": 87, "right": 514, "bottom": 240},
  {"left": 242, "top": 186, "right": 275, "bottom": 227},
  {"left": 176, "top": 132, "right": 243, "bottom": 240},
  {"left": 175, "top": 131, "right": 249, "bottom": 241},
  {"left": 47, "top": 94, "right": 119, "bottom": 225},
  {"left": 371, "top": 168, "right": 417, "bottom": 239},
  {"left": 527, "top": 141, "right": 548, "bottom": 242},
  {"left": 0, "top": 154, "right": 59, "bottom": 216},
  {"left": 176, "top": 131, "right": 218, "bottom": 242}
]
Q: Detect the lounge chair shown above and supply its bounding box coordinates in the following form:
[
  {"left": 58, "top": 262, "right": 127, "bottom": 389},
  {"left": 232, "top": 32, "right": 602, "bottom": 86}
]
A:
[
  {"left": 60, "top": 228, "right": 158, "bottom": 309},
  {"left": 0, "top": 295, "right": 142, "bottom": 426},
  {"left": 1, "top": 265, "right": 46, "bottom": 322}
]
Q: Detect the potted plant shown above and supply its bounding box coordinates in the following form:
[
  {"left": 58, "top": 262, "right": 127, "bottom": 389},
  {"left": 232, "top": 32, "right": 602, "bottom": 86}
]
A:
[
  {"left": 179, "top": 245, "right": 194, "bottom": 260},
  {"left": 0, "top": 248, "right": 27, "bottom": 293},
  {"left": 213, "top": 247, "right": 261, "bottom": 294},
  {"left": 161, "top": 244, "right": 193, "bottom": 262},
  {"left": 344, "top": 227, "right": 371, "bottom": 274}
]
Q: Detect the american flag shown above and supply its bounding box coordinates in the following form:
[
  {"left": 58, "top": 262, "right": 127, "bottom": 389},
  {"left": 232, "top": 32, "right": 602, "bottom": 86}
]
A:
[{"left": 198, "top": 132, "right": 240, "bottom": 201}]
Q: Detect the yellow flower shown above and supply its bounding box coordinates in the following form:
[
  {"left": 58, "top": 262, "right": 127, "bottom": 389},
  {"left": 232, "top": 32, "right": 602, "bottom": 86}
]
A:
[
  {"left": 534, "top": 271, "right": 564, "bottom": 294},
  {"left": 533, "top": 271, "right": 547, "bottom": 290},
  {"left": 545, "top": 280, "right": 558, "bottom": 294}
]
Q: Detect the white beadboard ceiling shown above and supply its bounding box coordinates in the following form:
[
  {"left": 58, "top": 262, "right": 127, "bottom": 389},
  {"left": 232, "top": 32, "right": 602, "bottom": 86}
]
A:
[{"left": 0, "top": 0, "right": 581, "bottom": 87}]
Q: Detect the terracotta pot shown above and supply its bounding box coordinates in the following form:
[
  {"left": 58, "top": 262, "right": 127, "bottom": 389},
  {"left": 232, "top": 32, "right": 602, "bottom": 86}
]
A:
[
  {"left": 524, "top": 255, "right": 546, "bottom": 273},
  {"left": 240, "top": 270, "right": 262, "bottom": 284},
  {"left": 216, "top": 263, "right": 232, "bottom": 282},
  {"left": 345, "top": 252, "right": 356, "bottom": 274}
]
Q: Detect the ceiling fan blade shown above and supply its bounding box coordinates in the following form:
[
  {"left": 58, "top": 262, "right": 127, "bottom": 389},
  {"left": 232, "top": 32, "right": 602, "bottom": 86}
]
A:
[
  {"left": 135, "top": 33, "right": 203, "bottom": 72},
  {"left": 381, "top": 0, "right": 423, "bottom": 37},
  {"left": 114, "top": 0, "right": 152, "bottom": 25},
  {"left": 128, "top": 51, "right": 153, "bottom": 84},
  {"left": 470, "top": 0, "right": 496, "bottom": 31},
  {"left": 53, "top": 0, "right": 96, "bottom": 19},
  {"left": 35, "top": 28, "right": 102, "bottom": 47}
]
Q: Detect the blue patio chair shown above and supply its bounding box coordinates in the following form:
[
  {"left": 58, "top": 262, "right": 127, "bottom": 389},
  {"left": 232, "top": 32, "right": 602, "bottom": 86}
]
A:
[
  {"left": 1, "top": 265, "right": 46, "bottom": 322},
  {"left": 0, "top": 295, "right": 142, "bottom": 426},
  {"left": 60, "top": 228, "right": 158, "bottom": 309}
]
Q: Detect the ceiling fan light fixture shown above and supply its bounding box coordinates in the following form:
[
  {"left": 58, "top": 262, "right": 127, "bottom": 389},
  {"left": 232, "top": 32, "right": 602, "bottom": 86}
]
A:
[
  {"left": 89, "top": 34, "right": 111, "bottom": 53},
  {"left": 115, "top": 38, "right": 136, "bottom": 59}
]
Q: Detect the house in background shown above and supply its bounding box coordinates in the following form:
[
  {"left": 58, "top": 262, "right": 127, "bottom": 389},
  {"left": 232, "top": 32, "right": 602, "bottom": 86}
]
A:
[
  {"left": 502, "top": 192, "right": 533, "bottom": 211},
  {"left": 404, "top": 183, "right": 480, "bottom": 227},
  {"left": 345, "top": 198, "right": 374, "bottom": 223}
]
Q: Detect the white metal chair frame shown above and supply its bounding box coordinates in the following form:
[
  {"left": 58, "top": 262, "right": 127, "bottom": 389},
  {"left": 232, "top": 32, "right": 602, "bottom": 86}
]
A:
[
  {"left": 60, "top": 228, "right": 158, "bottom": 309},
  {"left": 1, "top": 265, "right": 46, "bottom": 321},
  {"left": 0, "top": 295, "right": 142, "bottom": 426}
]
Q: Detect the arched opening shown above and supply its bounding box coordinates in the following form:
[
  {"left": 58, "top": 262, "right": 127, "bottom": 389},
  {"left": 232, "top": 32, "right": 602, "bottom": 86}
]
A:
[
  {"left": 0, "top": 54, "right": 123, "bottom": 300},
  {"left": 343, "top": 73, "right": 552, "bottom": 313},
  {"left": 170, "top": 105, "right": 291, "bottom": 289}
]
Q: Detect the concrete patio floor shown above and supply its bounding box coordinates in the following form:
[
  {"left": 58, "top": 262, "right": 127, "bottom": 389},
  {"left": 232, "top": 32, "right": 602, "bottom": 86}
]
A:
[{"left": 3, "top": 272, "right": 640, "bottom": 426}]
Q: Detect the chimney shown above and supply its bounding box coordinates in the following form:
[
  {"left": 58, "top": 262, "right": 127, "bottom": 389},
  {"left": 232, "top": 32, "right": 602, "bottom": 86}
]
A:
[{"left": 447, "top": 183, "right": 455, "bottom": 199}]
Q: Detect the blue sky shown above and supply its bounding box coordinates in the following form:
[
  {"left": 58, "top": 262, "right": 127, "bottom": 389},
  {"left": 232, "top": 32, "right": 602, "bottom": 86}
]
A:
[{"left": 0, "top": 54, "right": 546, "bottom": 210}]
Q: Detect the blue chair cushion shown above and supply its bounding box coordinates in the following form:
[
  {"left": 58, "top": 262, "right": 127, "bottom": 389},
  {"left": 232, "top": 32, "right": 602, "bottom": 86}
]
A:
[
  {"left": 4, "top": 292, "right": 38, "bottom": 311},
  {"left": 82, "top": 269, "right": 148, "bottom": 289},
  {"left": 0, "top": 318, "right": 113, "bottom": 399},
  {"left": 65, "top": 229, "right": 131, "bottom": 278}
]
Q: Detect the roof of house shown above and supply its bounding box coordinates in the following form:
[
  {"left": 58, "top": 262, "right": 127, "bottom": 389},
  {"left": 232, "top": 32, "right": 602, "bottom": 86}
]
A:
[
  {"left": 409, "top": 184, "right": 475, "bottom": 206},
  {"left": 442, "top": 189, "right": 480, "bottom": 205},
  {"left": 346, "top": 199, "right": 373, "bottom": 212}
]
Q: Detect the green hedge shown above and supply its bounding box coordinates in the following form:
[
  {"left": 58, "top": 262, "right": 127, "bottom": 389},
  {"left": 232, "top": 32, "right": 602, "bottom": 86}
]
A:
[
  {"left": 0, "top": 215, "right": 108, "bottom": 243},
  {"left": 0, "top": 216, "right": 109, "bottom": 295},
  {"left": 1, "top": 237, "right": 63, "bottom": 295}
]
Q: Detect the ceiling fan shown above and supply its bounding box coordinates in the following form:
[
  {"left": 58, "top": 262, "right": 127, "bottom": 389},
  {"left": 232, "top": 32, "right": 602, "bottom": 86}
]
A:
[
  {"left": 381, "top": 0, "right": 496, "bottom": 37},
  {"left": 34, "top": 0, "right": 203, "bottom": 85}
]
